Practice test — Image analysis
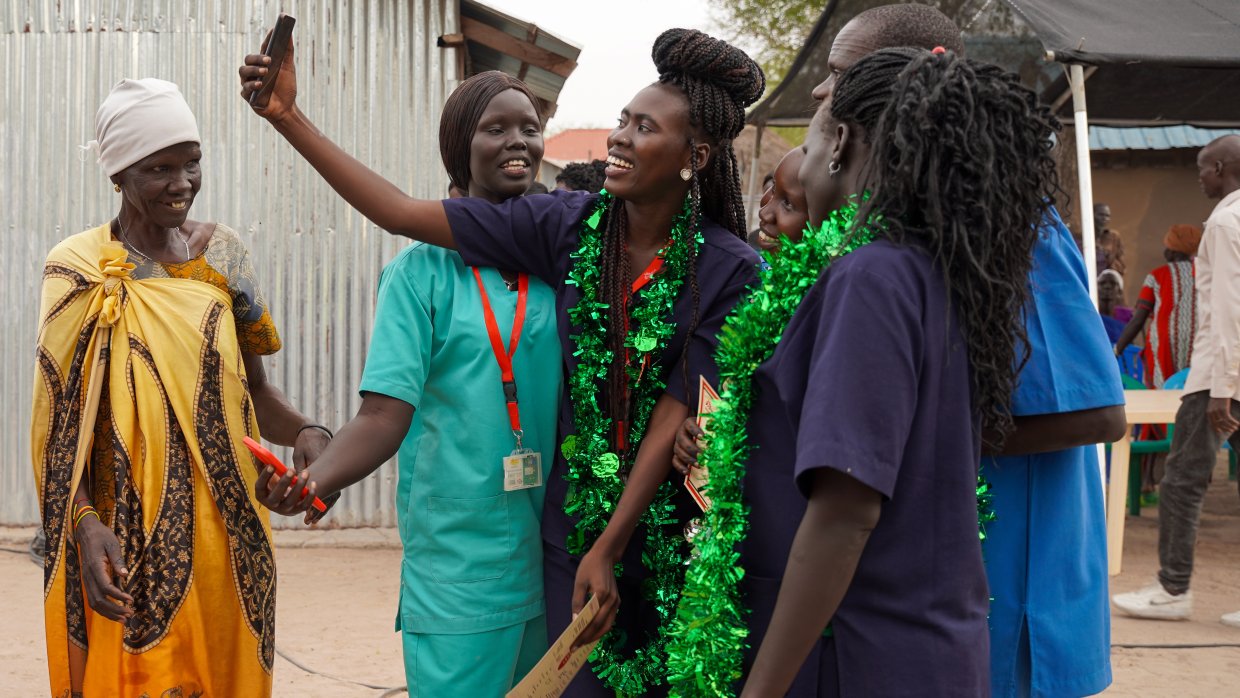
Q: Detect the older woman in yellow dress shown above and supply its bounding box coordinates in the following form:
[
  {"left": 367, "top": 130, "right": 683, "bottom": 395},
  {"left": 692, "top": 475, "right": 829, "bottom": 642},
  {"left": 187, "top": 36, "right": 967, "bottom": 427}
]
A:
[{"left": 32, "top": 78, "right": 329, "bottom": 697}]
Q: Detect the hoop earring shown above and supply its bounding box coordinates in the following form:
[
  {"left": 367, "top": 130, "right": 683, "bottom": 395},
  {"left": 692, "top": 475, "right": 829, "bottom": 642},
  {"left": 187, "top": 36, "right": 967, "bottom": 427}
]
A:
[
  {"left": 828, "top": 161, "right": 841, "bottom": 176},
  {"left": 114, "top": 184, "right": 121, "bottom": 193},
  {"left": 680, "top": 168, "right": 693, "bottom": 181}
]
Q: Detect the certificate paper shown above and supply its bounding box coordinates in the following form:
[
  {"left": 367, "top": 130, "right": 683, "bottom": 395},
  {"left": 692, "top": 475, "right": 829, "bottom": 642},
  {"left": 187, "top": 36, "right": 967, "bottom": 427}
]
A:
[
  {"left": 685, "top": 375, "right": 720, "bottom": 511},
  {"left": 506, "top": 595, "right": 601, "bottom": 698}
]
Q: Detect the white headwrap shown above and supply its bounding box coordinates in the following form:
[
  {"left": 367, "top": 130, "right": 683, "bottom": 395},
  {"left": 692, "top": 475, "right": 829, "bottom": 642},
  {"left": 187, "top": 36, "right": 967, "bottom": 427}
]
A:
[
  {"left": 1098, "top": 268, "right": 1124, "bottom": 290},
  {"left": 85, "top": 78, "right": 201, "bottom": 176}
]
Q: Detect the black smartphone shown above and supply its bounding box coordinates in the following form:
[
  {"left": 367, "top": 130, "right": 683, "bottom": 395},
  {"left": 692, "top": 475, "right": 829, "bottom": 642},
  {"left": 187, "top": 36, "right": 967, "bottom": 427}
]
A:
[{"left": 249, "top": 13, "right": 297, "bottom": 108}]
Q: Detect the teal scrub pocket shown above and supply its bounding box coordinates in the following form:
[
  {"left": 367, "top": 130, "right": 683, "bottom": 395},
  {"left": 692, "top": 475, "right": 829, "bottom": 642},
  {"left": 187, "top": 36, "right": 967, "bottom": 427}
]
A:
[{"left": 426, "top": 494, "right": 511, "bottom": 583}]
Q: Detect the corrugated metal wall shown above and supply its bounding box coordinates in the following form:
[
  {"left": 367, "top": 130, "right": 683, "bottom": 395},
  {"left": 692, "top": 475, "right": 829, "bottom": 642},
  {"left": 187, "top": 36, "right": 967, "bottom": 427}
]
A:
[{"left": 1, "top": 0, "right": 457, "bottom": 527}]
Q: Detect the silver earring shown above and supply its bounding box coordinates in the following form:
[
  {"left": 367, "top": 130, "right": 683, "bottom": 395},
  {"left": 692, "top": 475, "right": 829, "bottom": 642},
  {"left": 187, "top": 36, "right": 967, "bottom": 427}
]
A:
[
  {"left": 680, "top": 168, "right": 692, "bottom": 181},
  {"left": 828, "top": 161, "right": 841, "bottom": 176}
]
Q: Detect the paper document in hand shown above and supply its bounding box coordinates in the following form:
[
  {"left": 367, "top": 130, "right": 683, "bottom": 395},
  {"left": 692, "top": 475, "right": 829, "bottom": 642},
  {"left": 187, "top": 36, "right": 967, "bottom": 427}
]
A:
[
  {"left": 506, "top": 595, "right": 601, "bottom": 698},
  {"left": 685, "top": 375, "right": 720, "bottom": 511}
]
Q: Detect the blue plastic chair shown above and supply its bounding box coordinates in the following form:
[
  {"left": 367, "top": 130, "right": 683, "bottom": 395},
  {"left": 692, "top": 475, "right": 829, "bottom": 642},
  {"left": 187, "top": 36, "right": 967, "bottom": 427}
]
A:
[
  {"left": 1118, "top": 375, "right": 1172, "bottom": 515},
  {"left": 1163, "top": 367, "right": 1189, "bottom": 389},
  {"left": 1118, "top": 345, "right": 1145, "bottom": 383}
]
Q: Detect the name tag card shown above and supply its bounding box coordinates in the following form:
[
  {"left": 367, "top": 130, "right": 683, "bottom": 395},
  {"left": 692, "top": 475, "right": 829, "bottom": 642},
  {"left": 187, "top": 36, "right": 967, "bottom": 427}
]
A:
[
  {"left": 506, "top": 595, "right": 601, "bottom": 698},
  {"left": 685, "top": 376, "right": 719, "bottom": 511}
]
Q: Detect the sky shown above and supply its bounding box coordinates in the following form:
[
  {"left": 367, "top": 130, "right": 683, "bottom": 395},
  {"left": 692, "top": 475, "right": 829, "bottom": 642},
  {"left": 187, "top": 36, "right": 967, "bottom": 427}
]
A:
[{"left": 476, "top": 0, "right": 730, "bottom": 133}]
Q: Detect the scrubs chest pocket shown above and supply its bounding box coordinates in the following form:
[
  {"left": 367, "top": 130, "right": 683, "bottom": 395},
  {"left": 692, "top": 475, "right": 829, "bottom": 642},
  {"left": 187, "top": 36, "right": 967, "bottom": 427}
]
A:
[{"left": 426, "top": 494, "right": 511, "bottom": 584}]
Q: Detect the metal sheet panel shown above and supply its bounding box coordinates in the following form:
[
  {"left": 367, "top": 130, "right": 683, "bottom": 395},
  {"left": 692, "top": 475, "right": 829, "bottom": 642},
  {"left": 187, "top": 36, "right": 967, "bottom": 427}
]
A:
[
  {"left": 1090, "top": 125, "right": 1240, "bottom": 151},
  {"left": 1, "top": 0, "right": 456, "bottom": 528}
]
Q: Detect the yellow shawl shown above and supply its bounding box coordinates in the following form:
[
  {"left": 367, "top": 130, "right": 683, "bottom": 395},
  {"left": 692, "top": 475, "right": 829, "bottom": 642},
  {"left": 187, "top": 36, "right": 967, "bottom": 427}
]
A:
[{"left": 32, "top": 224, "right": 275, "bottom": 697}]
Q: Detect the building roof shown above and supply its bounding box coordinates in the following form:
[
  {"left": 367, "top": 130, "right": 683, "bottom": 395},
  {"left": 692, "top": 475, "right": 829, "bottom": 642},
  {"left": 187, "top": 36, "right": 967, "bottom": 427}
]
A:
[
  {"left": 450, "top": 1, "right": 582, "bottom": 119},
  {"left": 543, "top": 128, "right": 612, "bottom": 163},
  {"left": 1090, "top": 126, "right": 1240, "bottom": 151}
]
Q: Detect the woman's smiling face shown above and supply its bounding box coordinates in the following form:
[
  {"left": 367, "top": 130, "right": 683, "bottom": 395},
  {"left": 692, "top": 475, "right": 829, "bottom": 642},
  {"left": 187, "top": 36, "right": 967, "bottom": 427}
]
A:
[
  {"left": 467, "top": 88, "right": 544, "bottom": 203},
  {"left": 113, "top": 141, "right": 203, "bottom": 227},
  {"left": 757, "top": 148, "right": 809, "bottom": 251},
  {"left": 603, "top": 83, "right": 698, "bottom": 204}
]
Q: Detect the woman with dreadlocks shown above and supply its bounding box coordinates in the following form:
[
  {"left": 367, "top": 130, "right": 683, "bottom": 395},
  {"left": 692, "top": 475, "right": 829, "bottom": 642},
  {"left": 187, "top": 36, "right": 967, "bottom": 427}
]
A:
[
  {"left": 663, "top": 47, "right": 1057, "bottom": 697},
  {"left": 238, "top": 27, "right": 763, "bottom": 696}
]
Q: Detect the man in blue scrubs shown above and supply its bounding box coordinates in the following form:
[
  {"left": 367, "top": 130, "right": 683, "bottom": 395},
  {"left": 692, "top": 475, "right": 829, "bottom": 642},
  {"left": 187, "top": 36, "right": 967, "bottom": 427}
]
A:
[{"left": 983, "top": 207, "right": 1126, "bottom": 697}]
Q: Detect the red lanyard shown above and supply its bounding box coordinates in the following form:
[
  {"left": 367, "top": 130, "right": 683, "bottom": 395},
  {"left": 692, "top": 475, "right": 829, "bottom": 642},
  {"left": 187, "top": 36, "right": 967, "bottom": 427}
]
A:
[
  {"left": 615, "top": 253, "right": 666, "bottom": 453},
  {"left": 472, "top": 268, "right": 529, "bottom": 446},
  {"left": 632, "top": 255, "right": 665, "bottom": 294}
]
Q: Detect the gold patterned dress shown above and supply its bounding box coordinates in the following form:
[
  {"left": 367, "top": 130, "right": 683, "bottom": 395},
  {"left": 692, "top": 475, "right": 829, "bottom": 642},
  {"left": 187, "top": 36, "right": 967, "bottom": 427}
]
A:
[{"left": 32, "top": 223, "right": 282, "bottom": 697}]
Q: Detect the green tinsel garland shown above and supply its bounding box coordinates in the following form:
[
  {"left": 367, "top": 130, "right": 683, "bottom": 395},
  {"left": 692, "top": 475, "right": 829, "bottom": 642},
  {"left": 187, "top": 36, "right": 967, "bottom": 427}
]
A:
[
  {"left": 665, "top": 200, "right": 875, "bottom": 698},
  {"left": 560, "top": 190, "right": 701, "bottom": 696},
  {"left": 977, "top": 474, "right": 996, "bottom": 542}
]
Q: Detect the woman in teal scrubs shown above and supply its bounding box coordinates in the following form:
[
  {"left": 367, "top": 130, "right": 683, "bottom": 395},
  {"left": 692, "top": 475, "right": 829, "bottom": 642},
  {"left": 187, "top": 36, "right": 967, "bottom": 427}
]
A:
[{"left": 254, "top": 72, "right": 562, "bottom": 696}]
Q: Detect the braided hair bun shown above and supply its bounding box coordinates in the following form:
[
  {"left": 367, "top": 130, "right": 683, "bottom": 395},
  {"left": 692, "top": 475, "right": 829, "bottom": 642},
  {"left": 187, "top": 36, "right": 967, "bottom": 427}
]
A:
[{"left": 652, "top": 28, "right": 765, "bottom": 140}]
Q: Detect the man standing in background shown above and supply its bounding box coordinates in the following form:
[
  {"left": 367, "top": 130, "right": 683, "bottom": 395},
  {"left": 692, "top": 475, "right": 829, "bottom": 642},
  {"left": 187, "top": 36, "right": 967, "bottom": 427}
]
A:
[
  {"left": 1094, "top": 202, "right": 1127, "bottom": 274},
  {"left": 1114, "top": 134, "right": 1240, "bottom": 628}
]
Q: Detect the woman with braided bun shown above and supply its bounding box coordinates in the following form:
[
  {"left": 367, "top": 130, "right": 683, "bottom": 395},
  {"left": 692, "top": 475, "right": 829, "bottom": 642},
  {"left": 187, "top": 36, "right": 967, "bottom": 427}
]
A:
[
  {"left": 239, "top": 27, "right": 763, "bottom": 696},
  {"left": 718, "top": 47, "right": 1059, "bottom": 696}
]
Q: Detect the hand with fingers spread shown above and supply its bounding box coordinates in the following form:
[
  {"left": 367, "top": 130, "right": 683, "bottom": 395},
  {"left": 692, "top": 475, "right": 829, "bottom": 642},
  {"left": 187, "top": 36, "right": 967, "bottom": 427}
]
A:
[
  {"left": 74, "top": 517, "right": 135, "bottom": 624},
  {"left": 571, "top": 547, "right": 621, "bottom": 650},
  {"left": 672, "top": 417, "right": 704, "bottom": 476},
  {"left": 238, "top": 29, "right": 298, "bottom": 122}
]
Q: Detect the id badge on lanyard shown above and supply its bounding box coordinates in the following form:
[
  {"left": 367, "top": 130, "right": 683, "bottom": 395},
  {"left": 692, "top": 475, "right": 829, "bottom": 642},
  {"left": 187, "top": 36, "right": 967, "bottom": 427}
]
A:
[
  {"left": 503, "top": 450, "right": 543, "bottom": 491},
  {"left": 473, "top": 268, "right": 543, "bottom": 492}
]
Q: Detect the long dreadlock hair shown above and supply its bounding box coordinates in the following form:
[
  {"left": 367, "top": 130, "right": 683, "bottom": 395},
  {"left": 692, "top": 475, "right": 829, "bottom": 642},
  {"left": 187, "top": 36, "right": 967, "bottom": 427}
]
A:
[
  {"left": 598, "top": 29, "right": 764, "bottom": 441},
  {"left": 829, "top": 47, "right": 1061, "bottom": 440}
]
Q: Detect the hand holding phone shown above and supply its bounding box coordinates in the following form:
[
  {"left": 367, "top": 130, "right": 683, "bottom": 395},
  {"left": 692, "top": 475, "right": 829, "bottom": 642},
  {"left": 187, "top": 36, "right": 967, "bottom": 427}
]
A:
[
  {"left": 248, "top": 13, "right": 297, "bottom": 109},
  {"left": 243, "top": 436, "right": 328, "bottom": 513}
]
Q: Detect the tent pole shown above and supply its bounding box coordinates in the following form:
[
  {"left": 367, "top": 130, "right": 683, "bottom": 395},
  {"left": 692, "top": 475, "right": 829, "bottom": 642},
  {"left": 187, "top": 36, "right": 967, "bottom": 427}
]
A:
[
  {"left": 1069, "top": 63, "right": 1110, "bottom": 519},
  {"left": 747, "top": 121, "right": 765, "bottom": 232},
  {"left": 1070, "top": 64, "right": 1099, "bottom": 301}
]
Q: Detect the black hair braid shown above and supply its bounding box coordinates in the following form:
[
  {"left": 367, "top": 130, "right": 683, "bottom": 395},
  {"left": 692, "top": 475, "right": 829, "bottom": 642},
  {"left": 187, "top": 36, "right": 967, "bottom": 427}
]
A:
[
  {"left": 831, "top": 48, "right": 1062, "bottom": 441},
  {"left": 653, "top": 28, "right": 765, "bottom": 238},
  {"left": 681, "top": 142, "right": 704, "bottom": 401},
  {"left": 599, "top": 198, "right": 633, "bottom": 452}
]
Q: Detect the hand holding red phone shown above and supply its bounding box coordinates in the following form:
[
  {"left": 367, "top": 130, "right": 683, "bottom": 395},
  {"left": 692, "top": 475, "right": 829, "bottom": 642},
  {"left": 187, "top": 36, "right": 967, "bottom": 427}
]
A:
[{"left": 244, "top": 436, "right": 328, "bottom": 516}]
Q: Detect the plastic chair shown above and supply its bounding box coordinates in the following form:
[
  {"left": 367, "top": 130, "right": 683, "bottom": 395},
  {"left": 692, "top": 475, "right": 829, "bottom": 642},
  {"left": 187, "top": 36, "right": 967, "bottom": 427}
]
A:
[
  {"left": 1118, "top": 345, "right": 1145, "bottom": 383},
  {"left": 1118, "top": 376, "right": 1174, "bottom": 516},
  {"left": 1163, "top": 368, "right": 1189, "bottom": 389}
]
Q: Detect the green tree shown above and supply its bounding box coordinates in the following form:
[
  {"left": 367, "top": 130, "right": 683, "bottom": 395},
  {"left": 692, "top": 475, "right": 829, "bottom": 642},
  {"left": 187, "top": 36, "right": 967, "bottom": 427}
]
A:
[
  {"left": 710, "top": 0, "right": 828, "bottom": 90},
  {"left": 712, "top": 0, "right": 1023, "bottom": 91}
]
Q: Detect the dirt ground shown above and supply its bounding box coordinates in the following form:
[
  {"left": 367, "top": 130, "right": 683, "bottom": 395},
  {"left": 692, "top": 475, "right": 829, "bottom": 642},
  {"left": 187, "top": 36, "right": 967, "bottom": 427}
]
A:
[{"left": 3, "top": 458, "right": 1238, "bottom": 697}]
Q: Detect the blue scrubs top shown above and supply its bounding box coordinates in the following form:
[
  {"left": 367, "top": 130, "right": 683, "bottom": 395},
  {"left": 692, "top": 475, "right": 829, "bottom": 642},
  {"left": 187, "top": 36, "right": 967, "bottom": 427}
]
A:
[
  {"left": 744, "top": 240, "right": 989, "bottom": 696},
  {"left": 981, "top": 207, "right": 1124, "bottom": 697},
  {"left": 361, "top": 244, "right": 562, "bottom": 635}
]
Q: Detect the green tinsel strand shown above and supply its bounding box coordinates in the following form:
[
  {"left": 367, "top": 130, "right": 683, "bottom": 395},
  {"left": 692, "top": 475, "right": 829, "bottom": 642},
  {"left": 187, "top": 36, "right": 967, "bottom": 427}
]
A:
[
  {"left": 977, "top": 474, "right": 996, "bottom": 542},
  {"left": 560, "top": 190, "right": 701, "bottom": 693}
]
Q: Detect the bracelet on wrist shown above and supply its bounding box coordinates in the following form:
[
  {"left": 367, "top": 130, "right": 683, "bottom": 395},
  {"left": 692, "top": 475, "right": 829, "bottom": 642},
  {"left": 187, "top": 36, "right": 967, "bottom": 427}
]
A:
[
  {"left": 73, "top": 505, "right": 99, "bottom": 531},
  {"left": 297, "top": 423, "right": 333, "bottom": 440},
  {"left": 72, "top": 498, "right": 93, "bottom": 518}
]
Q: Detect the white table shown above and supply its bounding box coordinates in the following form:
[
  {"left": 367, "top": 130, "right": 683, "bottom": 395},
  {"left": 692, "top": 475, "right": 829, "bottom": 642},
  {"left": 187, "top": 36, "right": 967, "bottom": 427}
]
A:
[{"left": 1107, "top": 389, "right": 1185, "bottom": 575}]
